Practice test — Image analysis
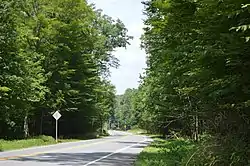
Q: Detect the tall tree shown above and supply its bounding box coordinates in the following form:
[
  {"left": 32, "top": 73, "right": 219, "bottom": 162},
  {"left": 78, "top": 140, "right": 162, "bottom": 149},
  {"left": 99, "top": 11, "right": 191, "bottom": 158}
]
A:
[
  {"left": 0, "top": 0, "right": 131, "bottom": 139},
  {"left": 135, "top": 0, "right": 250, "bottom": 165}
]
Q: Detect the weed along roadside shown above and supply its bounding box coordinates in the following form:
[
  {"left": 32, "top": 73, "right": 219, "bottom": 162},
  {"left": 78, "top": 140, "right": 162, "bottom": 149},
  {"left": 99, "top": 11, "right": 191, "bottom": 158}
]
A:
[{"left": 134, "top": 136, "right": 196, "bottom": 166}]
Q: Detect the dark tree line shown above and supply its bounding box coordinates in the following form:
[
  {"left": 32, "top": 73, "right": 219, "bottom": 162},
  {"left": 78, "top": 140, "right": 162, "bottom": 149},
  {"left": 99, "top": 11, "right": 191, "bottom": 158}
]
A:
[{"left": 0, "top": 0, "right": 131, "bottom": 139}]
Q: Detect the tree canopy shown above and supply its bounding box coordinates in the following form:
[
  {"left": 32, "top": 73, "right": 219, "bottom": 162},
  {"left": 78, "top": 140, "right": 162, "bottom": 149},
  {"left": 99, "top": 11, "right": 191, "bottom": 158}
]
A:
[
  {"left": 1, "top": 0, "right": 250, "bottom": 164},
  {"left": 113, "top": 0, "right": 250, "bottom": 165},
  {"left": 0, "top": 0, "right": 131, "bottom": 139}
]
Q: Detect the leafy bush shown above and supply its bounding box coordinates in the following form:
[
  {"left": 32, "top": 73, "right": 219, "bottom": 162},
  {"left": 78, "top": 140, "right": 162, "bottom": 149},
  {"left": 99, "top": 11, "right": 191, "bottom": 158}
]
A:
[
  {"left": 83, "top": 132, "right": 99, "bottom": 139},
  {"left": 135, "top": 137, "right": 196, "bottom": 166},
  {"left": 36, "top": 135, "right": 55, "bottom": 143},
  {"left": 182, "top": 135, "right": 250, "bottom": 166}
]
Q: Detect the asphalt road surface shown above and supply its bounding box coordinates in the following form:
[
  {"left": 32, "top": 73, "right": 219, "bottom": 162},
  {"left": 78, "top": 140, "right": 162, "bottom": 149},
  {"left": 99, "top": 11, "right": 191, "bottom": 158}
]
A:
[{"left": 0, "top": 131, "right": 151, "bottom": 166}]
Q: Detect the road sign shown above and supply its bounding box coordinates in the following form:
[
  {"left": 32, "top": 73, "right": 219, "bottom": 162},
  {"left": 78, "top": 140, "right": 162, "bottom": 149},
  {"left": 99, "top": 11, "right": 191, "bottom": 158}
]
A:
[
  {"left": 52, "top": 111, "right": 61, "bottom": 142},
  {"left": 53, "top": 111, "right": 61, "bottom": 120}
]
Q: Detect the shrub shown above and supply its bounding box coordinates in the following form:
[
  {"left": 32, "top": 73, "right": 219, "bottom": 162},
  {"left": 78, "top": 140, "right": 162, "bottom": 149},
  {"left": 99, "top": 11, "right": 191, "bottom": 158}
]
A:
[{"left": 36, "top": 135, "right": 55, "bottom": 143}]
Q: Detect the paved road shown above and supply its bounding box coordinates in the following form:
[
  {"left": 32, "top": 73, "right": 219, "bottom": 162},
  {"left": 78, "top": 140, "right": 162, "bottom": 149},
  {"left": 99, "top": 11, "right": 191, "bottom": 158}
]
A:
[{"left": 0, "top": 131, "right": 151, "bottom": 166}]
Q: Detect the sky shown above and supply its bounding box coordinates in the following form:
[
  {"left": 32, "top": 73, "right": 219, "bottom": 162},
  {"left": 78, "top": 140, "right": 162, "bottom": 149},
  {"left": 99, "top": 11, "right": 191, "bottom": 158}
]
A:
[{"left": 88, "top": 0, "right": 147, "bottom": 95}]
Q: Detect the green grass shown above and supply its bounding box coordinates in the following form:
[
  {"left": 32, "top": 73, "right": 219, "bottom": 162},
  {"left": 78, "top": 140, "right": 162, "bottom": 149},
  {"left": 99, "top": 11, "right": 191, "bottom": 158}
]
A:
[
  {"left": 135, "top": 136, "right": 196, "bottom": 166},
  {"left": 0, "top": 135, "right": 81, "bottom": 151},
  {"left": 127, "top": 128, "right": 147, "bottom": 134},
  {"left": 0, "top": 132, "right": 110, "bottom": 152}
]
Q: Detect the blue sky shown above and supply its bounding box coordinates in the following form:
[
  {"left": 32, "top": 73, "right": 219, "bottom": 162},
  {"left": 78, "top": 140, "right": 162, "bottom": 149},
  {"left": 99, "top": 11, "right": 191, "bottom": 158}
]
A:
[{"left": 88, "top": 0, "right": 147, "bottom": 95}]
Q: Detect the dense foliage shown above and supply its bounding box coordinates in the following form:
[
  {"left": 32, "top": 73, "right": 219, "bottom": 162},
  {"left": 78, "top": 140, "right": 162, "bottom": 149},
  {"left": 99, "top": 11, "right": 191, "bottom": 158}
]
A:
[
  {"left": 135, "top": 137, "right": 195, "bottom": 166},
  {"left": 0, "top": 0, "right": 131, "bottom": 139},
  {"left": 129, "top": 0, "right": 250, "bottom": 165},
  {"left": 113, "top": 88, "right": 138, "bottom": 130}
]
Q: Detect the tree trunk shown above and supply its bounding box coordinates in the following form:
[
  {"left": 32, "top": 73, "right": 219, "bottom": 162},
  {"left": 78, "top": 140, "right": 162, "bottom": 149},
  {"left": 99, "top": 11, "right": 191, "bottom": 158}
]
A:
[
  {"left": 100, "top": 116, "right": 103, "bottom": 134},
  {"left": 194, "top": 115, "right": 199, "bottom": 142},
  {"left": 91, "top": 117, "right": 94, "bottom": 131},
  {"left": 24, "top": 111, "right": 29, "bottom": 138},
  {"left": 200, "top": 119, "right": 203, "bottom": 135},
  {"left": 40, "top": 110, "right": 44, "bottom": 135}
]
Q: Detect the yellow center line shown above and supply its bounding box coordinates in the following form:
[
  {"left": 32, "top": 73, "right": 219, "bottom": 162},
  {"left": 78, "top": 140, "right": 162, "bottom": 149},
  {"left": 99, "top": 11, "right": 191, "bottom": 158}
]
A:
[{"left": 0, "top": 135, "right": 129, "bottom": 161}]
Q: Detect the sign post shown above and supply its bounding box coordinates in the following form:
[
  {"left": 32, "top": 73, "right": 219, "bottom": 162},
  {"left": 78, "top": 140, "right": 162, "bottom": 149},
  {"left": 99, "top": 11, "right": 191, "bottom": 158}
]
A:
[{"left": 52, "top": 111, "right": 62, "bottom": 142}]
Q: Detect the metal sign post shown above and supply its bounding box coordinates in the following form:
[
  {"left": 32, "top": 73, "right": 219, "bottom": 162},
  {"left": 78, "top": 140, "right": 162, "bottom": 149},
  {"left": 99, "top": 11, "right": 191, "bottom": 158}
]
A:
[{"left": 52, "top": 111, "right": 62, "bottom": 142}]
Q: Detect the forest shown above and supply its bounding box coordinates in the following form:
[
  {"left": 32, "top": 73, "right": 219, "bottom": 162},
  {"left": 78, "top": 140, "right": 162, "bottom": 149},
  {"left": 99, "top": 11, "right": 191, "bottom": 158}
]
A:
[
  {"left": 114, "top": 0, "right": 250, "bottom": 165},
  {"left": 1, "top": 0, "right": 250, "bottom": 165},
  {"left": 0, "top": 0, "right": 131, "bottom": 139}
]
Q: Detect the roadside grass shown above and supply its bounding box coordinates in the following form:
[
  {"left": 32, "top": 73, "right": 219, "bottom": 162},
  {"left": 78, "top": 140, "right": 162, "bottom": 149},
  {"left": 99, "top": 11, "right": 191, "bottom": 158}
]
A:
[
  {"left": 135, "top": 136, "right": 196, "bottom": 166},
  {"left": 0, "top": 131, "right": 111, "bottom": 152},
  {"left": 0, "top": 135, "right": 82, "bottom": 151},
  {"left": 0, "top": 134, "right": 104, "bottom": 151}
]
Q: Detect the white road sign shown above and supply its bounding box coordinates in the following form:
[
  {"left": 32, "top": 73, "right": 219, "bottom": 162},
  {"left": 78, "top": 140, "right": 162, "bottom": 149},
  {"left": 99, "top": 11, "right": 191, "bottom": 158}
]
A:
[
  {"left": 53, "top": 111, "right": 61, "bottom": 120},
  {"left": 52, "top": 111, "right": 61, "bottom": 142}
]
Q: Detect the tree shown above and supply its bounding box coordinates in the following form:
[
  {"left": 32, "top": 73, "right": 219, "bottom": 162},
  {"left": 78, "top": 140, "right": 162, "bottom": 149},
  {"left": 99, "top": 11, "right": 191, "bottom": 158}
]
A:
[
  {"left": 135, "top": 0, "right": 250, "bottom": 165},
  {"left": 113, "top": 88, "right": 138, "bottom": 130},
  {"left": 0, "top": 0, "right": 47, "bottom": 138},
  {"left": 0, "top": 0, "right": 131, "bottom": 139}
]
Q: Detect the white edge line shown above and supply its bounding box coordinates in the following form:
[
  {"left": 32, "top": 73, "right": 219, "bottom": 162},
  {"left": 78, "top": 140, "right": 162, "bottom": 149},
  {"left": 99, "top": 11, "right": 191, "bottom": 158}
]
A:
[
  {"left": 83, "top": 136, "right": 148, "bottom": 166},
  {"left": 0, "top": 139, "right": 94, "bottom": 154},
  {"left": 0, "top": 134, "right": 132, "bottom": 159},
  {"left": 1, "top": 130, "right": 128, "bottom": 154},
  {"left": 0, "top": 135, "right": 117, "bottom": 155}
]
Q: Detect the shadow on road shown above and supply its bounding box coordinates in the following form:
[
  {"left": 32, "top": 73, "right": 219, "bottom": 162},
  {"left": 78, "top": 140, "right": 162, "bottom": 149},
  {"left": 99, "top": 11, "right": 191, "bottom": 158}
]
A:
[{"left": 12, "top": 152, "right": 137, "bottom": 166}]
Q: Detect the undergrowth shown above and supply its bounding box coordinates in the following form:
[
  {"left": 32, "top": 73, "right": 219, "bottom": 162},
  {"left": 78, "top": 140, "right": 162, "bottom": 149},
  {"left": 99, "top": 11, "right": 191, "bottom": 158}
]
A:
[
  {"left": 135, "top": 134, "right": 249, "bottom": 166},
  {"left": 135, "top": 136, "right": 196, "bottom": 166}
]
